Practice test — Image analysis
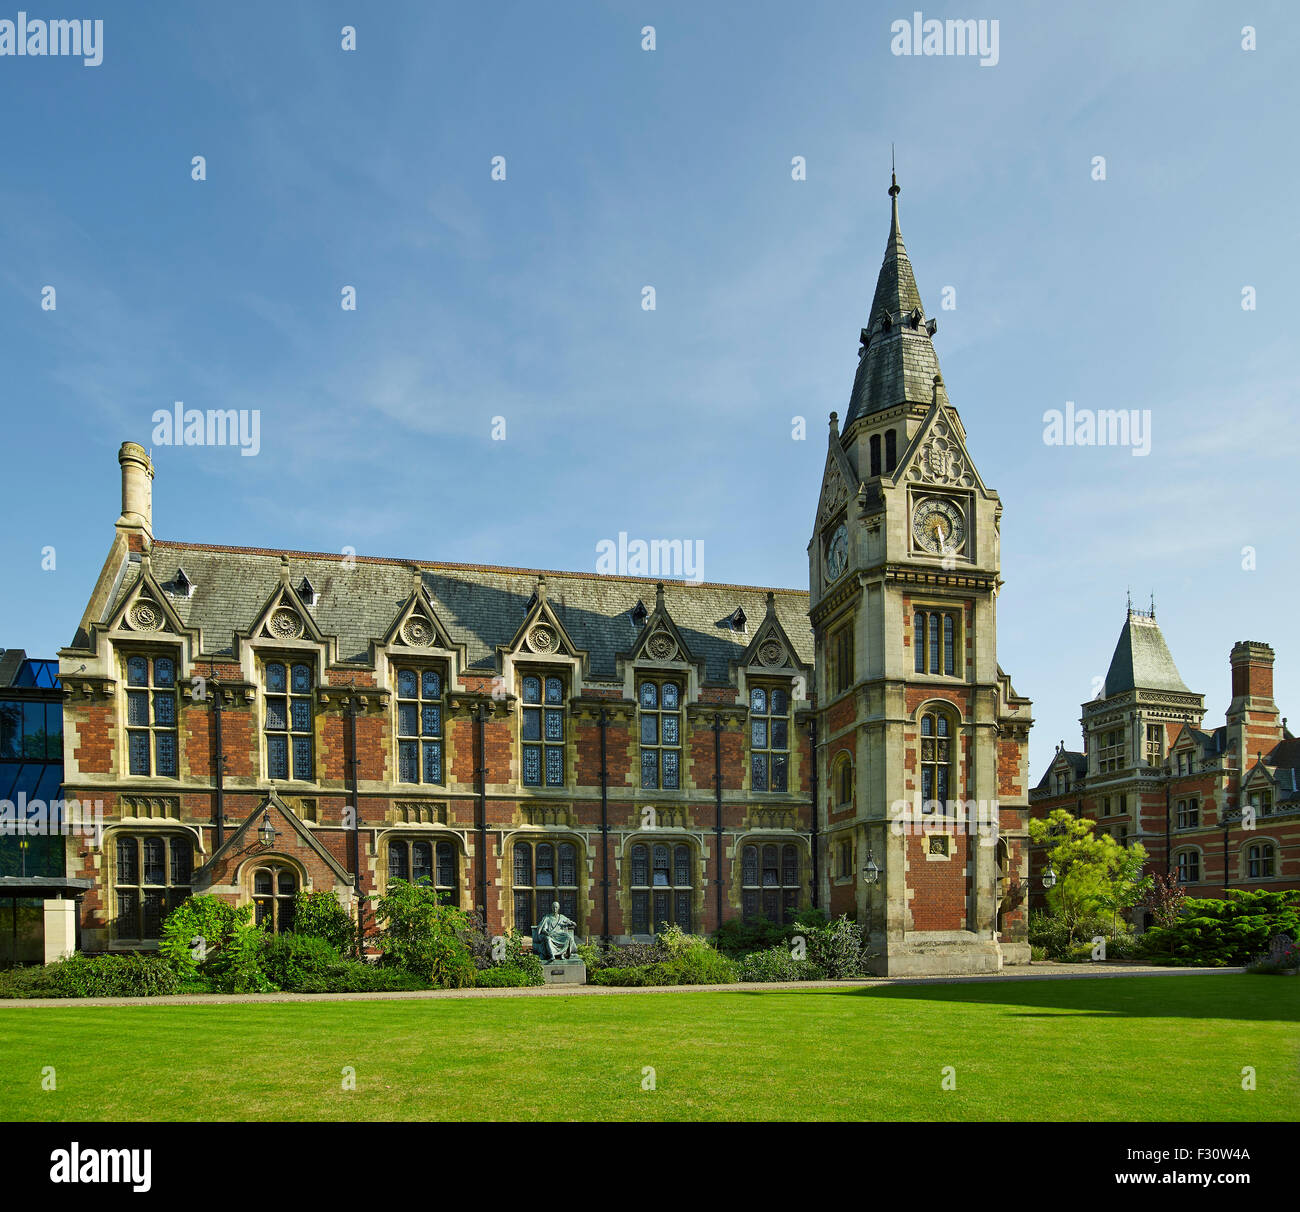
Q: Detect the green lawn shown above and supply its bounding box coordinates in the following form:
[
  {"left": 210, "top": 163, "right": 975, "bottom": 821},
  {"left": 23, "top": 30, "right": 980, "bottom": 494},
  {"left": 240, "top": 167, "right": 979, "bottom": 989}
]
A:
[{"left": 0, "top": 975, "right": 1295, "bottom": 1121}]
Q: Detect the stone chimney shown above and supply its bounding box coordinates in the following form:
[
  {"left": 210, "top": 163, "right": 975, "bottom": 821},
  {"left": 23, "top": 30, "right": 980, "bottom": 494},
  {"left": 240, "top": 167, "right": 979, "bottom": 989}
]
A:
[
  {"left": 1229, "top": 641, "right": 1275, "bottom": 708},
  {"left": 116, "top": 441, "right": 154, "bottom": 550}
]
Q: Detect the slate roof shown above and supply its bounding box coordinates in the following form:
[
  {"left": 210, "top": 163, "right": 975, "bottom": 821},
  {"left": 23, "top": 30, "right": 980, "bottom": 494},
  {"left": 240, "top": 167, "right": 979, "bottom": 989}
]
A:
[
  {"left": 1033, "top": 749, "right": 1086, "bottom": 791},
  {"left": 843, "top": 178, "right": 943, "bottom": 429},
  {"left": 1103, "top": 611, "right": 1191, "bottom": 698},
  {"left": 1266, "top": 738, "right": 1300, "bottom": 804},
  {"left": 105, "top": 541, "right": 814, "bottom": 686}
]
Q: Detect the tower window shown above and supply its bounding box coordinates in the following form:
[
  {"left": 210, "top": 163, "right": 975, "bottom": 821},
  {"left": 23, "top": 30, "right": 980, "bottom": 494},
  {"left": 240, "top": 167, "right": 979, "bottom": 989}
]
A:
[
  {"left": 869, "top": 434, "right": 882, "bottom": 477},
  {"left": 749, "top": 685, "right": 789, "bottom": 792},
  {"left": 920, "top": 710, "right": 953, "bottom": 810},
  {"left": 1145, "top": 723, "right": 1163, "bottom": 767},
  {"left": 1098, "top": 728, "right": 1126, "bottom": 773},
  {"left": 913, "top": 611, "right": 957, "bottom": 675},
  {"left": 827, "top": 623, "right": 855, "bottom": 697},
  {"left": 885, "top": 429, "right": 898, "bottom": 472}
]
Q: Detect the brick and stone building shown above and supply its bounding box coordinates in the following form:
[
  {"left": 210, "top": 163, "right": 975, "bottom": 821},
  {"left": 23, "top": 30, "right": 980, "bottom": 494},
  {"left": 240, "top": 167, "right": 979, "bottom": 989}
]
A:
[
  {"left": 53, "top": 178, "right": 1034, "bottom": 973},
  {"left": 1030, "top": 608, "right": 1299, "bottom": 916}
]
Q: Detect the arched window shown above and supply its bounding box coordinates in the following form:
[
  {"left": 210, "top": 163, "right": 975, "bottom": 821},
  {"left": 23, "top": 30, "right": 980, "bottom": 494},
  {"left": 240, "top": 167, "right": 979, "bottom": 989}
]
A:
[
  {"left": 869, "top": 434, "right": 882, "bottom": 477},
  {"left": 639, "top": 678, "right": 681, "bottom": 790},
  {"left": 264, "top": 660, "right": 314, "bottom": 781},
  {"left": 1246, "top": 843, "right": 1275, "bottom": 880},
  {"left": 884, "top": 428, "right": 897, "bottom": 472},
  {"left": 387, "top": 838, "right": 458, "bottom": 903},
  {"left": 920, "top": 710, "right": 953, "bottom": 812},
  {"left": 124, "top": 652, "right": 178, "bottom": 776},
  {"left": 513, "top": 840, "right": 579, "bottom": 934},
  {"left": 1175, "top": 850, "right": 1200, "bottom": 884},
  {"left": 113, "top": 832, "right": 192, "bottom": 941},
  {"left": 252, "top": 863, "right": 298, "bottom": 933},
  {"left": 750, "top": 685, "right": 789, "bottom": 791},
  {"left": 395, "top": 667, "right": 444, "bottom": 784},
  {"left": 834, "top": 755, "right": 853, "bottom": 806},
  {"left": 629, "top": 841, "right": 693, "bottom": 933},
  {"left": 740, "top": 843, "right": 801, "bottom": 922},
  {"left": 521, "top": 675, "right": 565, "bottom": 787}
]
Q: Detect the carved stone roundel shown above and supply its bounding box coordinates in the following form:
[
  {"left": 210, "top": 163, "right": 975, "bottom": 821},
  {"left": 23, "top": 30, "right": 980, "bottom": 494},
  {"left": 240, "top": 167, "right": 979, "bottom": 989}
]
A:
[
  {"left": 646, "top": 631, "right": 677, "bottom": 661},
  {"left": 269, "top": 607, "right": 305, "bottom": 639},
  {"left": 128, "top": 599, "right": 162, "bottom": 632},
  {"left": 527, "top": 624, "right": 556, "bottom": 654},
  {"left": 758, "top": 639, "right": 784, "bottom": 668},
  {"left": 402, "top": 615, "right": 434, "bottom": 646}
]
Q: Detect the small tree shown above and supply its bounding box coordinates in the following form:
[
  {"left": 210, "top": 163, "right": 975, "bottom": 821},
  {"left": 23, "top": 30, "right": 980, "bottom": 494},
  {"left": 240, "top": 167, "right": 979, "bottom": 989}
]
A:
[
  {"left": 292, "top": 888, "right": 355, "bottom": 953},
  {"left": 369, "top": 879, "right": 476, "bottom": 988},
  {"left": 1028, "top": 808, "right": 1150, "bottom": 943},
  {"left": 1145, "top": 871, "right": 1187, "bottom": 930}
]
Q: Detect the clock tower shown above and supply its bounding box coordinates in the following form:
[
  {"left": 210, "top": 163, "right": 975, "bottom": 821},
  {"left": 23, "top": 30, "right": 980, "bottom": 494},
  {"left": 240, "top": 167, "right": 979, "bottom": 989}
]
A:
[{"left": 809, "top": 174, "right": 1034, "bottom": 975}]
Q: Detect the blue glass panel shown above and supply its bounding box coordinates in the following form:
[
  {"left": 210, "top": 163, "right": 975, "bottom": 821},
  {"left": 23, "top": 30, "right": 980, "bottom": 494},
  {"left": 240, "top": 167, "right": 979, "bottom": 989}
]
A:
[
  {"left": 914, "top": 613, "right": 925, "bottom": 672},
  {"left": 116, "top": 837, "right": 138, "bottom": 883},
  {"left": 143, "top": 838, "right": 165, "bottom": 884},
  {"left": 422, "top": 671, "right": 441, "bottom": 700},
  {"left": 751, "top": 720, "right": 767, "bottom": 749},
  {"left": 514, "top": 845, "right": 532, "bottom": 885},
  {"left": 397, "top": 704, "right": 418, "bottom": 736},
  {"left": 640, "top": 683, "right": 658, "bottom": 709},
  {"left": 397, "top": 669, "right": 417, "bottom": 699},
  {"left": 398, "top": 740, "right": 417, "bottom": 783},
  {"left": 937, "top": 766, "right": 949, "bottom": 804},
  {"left": 292, "top": 664, "right": 312, "bottom": 693},
  {"left": 921, "top": 715, "right": 933, "bottom": 736},
  {"left": 742, "top": 847, "right": 758, "bottom": 886},
  {"left": 423, "top": 741, "right": 443, "bottom": 784},
  {"left": 771, "top": 689, "right": 787, "bottom": 715},
  {"left": 559, "top": 844, "right": 577, "bottom": 885},
  {"left": 662, "top": 682, "right": 678, "bottom": 709},
  {"left": 267, "top": 735, "right": 288, "bottom": 780},
  {"left": 153, "top": 693, "right": 175, "bottom": 726},
  {"left": 751, "top": 754, "right": 767, "bottom": 791},
  {"left": 155, "top": 733, "right": 177, "bottom": 776},
  {"left": 422, "top": 705, "right": 441, "bottom": 736},
  {"left": 265, "top": 698, "right": 286, "bottom": 731},
  {"left": 522, "top": 708, "right": 540, "bottom": 742},
  {"left": 127, "top": 656, "right": 148, "bottom": 686},
  {"left": 937, "top": 716, "right": 949, "bottom": 737},
  {"left": 522, "top": 676, "right": 540, "bottom": 704},
  {"left": 545, "top": 677, "right": 563, "bottom": 704},
  {"left": 127, "top": 691, "right": 149, "bottom": 727},
  {"left": 631, "top": 890, "right": 648, "bottom": 933},
  {"left": 544, "top": 709, "right": 563, "bottom": 741},
  {"left": 436, "top": 842, "right": 454, "bottom": 887},
  {"left": 674, "top": 847, "right": 690, "bottom": 885},
  {"left": 674, "top": 891, "right": 690, "bottom": 931},
  {"left": 514, "top": 891, "right": 532, "bottom": 935},
  {"left": 662, "top": 715, "right": 678, "bottom": 745},
  {"left": 771, "top": 753, "right": 788, "bottom": 792},
  {"left": 772, "top": 719, "right": 787, "bottom": 750},
  {"left": 522, "top": 746, "right": 541, "bottom": 785},
  {"left": 750, "top": 687, "right": 766, "bottom": 713},
  {"left": 545, "top": 747, "right": 563, "bottom": 786},
  {"left": 266, "top": 663, "right": 286, "bottom": 693},
  {"left": 641, "top": 715, "right": 658, "bottom": 745},
  {"left": 0, "top": 702, "right": 18, "bottom": 759},
  {"left": 641, "top": 751, "right": 658, "bottom": 789},
  {"left": 154, "top": 657, "right": 175, "bottom": 687},
  {"left": 290, "top": 699, "right": 311, "bottom": 733},
  {"left": 662, "top": 751, "right": 679, "bottom": 789},
  {"left": 536, "top": 845, "right": 554, "bottom": 883},
  {"left": 921, "top": 768, "right": 933, "bottom": 802},
  {"left": 292, "top": 736, "right": 313, "bottom": 780},
  {"left": 129, "top": 732, "right": 150, "bottom": 775}
]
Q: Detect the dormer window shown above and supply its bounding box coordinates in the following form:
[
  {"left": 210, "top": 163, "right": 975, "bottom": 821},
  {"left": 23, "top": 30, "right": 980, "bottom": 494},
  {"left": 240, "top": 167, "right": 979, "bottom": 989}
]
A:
[
  {"left": 297, "top": 576, "right": 317, "bottom": 607},
  {"left": 632, "top": 600, "right": 648, "bottom": 627},
  {"left": 170, "top": 568, "right": 194, "bottom": 599},
  {"left": 730, "top": 607, "right": 747, "bottom": 633}
]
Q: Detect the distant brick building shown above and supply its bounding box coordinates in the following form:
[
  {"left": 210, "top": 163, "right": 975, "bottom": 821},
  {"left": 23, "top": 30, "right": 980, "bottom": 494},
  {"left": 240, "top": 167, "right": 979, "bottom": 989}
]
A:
[
  {"left": 54, "top": 178, "right": 1034, "bottom": 973},
  {"left": 1030, "top": 608, "right": 1298, "bottom": 918}
]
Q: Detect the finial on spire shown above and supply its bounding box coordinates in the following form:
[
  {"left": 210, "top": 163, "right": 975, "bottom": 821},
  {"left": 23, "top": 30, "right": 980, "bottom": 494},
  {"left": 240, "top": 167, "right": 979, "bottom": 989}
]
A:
[{"left": 889, "top": 144, "right": 900, "bottom": 198}]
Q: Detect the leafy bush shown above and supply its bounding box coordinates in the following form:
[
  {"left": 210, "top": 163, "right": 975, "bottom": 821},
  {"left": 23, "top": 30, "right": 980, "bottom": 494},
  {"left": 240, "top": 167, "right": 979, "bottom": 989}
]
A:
[
  {"left": 288, "top": 961, "right": 430, "bottom": 993},
  {"left": 1029, "top": 911, "right": 1123, "bottom": 961},
  {"left": 158, "top": 895, "right": 244, "bottom": 979},
  {"left": 0, "top": 954, "right": 180, "bottom": 998},
  {"left": 475, "top": 965, "right": 541, "bottom": 988},
  {"left": 292, "top": 889, "right": 356, "bottom": 955},
  {"left": 588, "top": 965, "right": 658, "bottom": 987},
  {"left": 1138, "top": 890, "right": 1300, "bottom": 967},
  {"left": 261, "top": 933, "right": 341, "bottom": 991},
  {"left": 798, "top": 915, "right": 869, "bottom": 978},
  {"left": 370, "top": 880, "right": 476, "bottom": 988},
  {"left": 206, "top": 917, "right": 277, "bottom": 992},
  {"left": 711, "top": 916, "right": 797, "bottom": 959},
  {"left": 580, "top": 940, "right": 667, "bottom": 970},
  {"left": 738, "top": 946, "right": 826, "bottom": 983}
]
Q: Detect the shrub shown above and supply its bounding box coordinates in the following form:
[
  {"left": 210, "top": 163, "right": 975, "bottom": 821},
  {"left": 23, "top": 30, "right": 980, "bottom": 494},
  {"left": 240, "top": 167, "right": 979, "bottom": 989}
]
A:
[
  {"left": 206, "top": 917, "right": 277, "bottom": 992},
  {"left": 1138, "top": 890, "right": 1300, "bottom": 967},
  {"left": 0, "top": 954, "right": 181, "bottom": 999},
  {"left": 583, "top": 940, "right": 667, "bottom": 970},
  {"left": 589, "top": 965, "right": 658, "bottom": 987},
  {"left": 261, "top": 933, "right": 341, "bottom": 991},
  {"left": 289, "top": 961, "right": 430, "bottom": 993},
  {"left": 711, "top": 916, "right": 795, "bottom": 959},
  {"left": 370, "top": 880, "right": 477, "bottom": 988},
  {"left": 738, "top": 946, "right": 826, "bottom": 983},
  {"left": 475, "top": 965, "right": 539, "bottom": 988},
  {"left": 292, "top": 890, "right": 356, "bottom": 955},
  {"left": 798, "top": 915, "right": 869, "bottom": 978},
  {"left": 1028, "top": 911, "right": 1127, "bottom": 962},
  {"left": 159, "top": 895, "right": 244, "bottom": 979}
]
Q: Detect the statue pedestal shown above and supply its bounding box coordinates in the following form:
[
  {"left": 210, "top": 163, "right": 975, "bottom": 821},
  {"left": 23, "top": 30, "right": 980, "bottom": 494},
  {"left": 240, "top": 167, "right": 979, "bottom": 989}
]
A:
[{"left": 541, "top": 960, "right": 586, "bottom": 986}]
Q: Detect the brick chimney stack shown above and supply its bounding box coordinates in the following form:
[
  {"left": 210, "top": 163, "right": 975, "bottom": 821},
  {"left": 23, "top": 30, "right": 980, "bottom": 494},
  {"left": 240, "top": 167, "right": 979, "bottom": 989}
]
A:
[
  {"left": 116, "top": 441, "right": 154, "bottom": 551},
  {"left": 1229, "top": 641, "right": 1275, "bottom": 706}
]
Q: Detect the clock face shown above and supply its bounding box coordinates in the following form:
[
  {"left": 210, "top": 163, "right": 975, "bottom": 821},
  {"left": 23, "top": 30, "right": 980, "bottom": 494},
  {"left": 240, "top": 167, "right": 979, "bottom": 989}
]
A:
[
  {"left": 912, "top": 497, "right": 966, "bottom": 556},
  {"left": 825, "top": 524, "right": 849, "bottom": 580}
]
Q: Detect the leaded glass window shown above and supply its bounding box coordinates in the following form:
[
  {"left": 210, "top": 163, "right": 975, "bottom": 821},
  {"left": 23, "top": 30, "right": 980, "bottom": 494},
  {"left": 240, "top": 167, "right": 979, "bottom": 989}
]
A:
[
  {"left": 252, "top": 863, "right": 298, "bottom": 933},
  {"left": 124, "top": 652, "right": 179, "bottom": 777},
  {"left": 740, "top": 843, "right": 800, "bottom": 922},
  {"left": 114, "top": 833, "right": 192, "bottom": 941},
  {"left": 913, "top": 610, "right": 957, "bottom": 676},
  {"left": 1175, "top": 850, "right": 1200, "bottom": 884},
  {"left": 749, "top": 685, "right": 789, "bottom": 792},
  {"left": 920, "top": 710, "right": 953, "bottom": 811},
  {"left": 1247, "top": 843, "right": 1275, "bottom": 879},
  {"left": 522, "top": 675, "right": 565, "bottom": 787},
  {"left": 629, "top": 841, "right": 692, "bottom": 933},
  {"left": 265, "top": 661, "right": 313, "bottom": 781},
  {"left": 638, "top": 678, "right": 681, "bottom": 790},
  {"left": 512, "top": 840, "right": 579, "bottom": 934},
  {"left": 396, "top": 666, "right": 445, "bottom": 784},
  {"left": 387, "top": 838, "right": 458, "bottom": 903}
]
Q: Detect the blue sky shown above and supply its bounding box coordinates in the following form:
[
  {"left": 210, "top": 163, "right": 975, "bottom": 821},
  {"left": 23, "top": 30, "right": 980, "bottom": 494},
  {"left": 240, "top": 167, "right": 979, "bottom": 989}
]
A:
[{"left": 1, "top": 0, "right": 1296, "bottom": 777}]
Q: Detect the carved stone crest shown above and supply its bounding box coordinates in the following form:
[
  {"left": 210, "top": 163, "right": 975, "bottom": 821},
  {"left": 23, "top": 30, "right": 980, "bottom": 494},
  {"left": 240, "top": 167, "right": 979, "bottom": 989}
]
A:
[
  {"left": 401, "top": 614, "right": 435, "bottom": 647},
  {"left": 527, "top": 624, "right": 556, "bottom": 654},
  {"left": 646, "top": 630, "right": 677, "bottom": 661},
  {"left": 127, "top": 599, "right": 163, "bottom": 632},
  {"left": 268, "top": 607, "right": 304, "bottom": 639}
]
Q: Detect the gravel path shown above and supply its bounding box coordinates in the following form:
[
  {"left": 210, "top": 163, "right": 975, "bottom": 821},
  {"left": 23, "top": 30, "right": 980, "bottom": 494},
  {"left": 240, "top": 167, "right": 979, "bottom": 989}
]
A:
[{"left": 0, "top": 963, "right": 1244, "bottom": 1009}]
